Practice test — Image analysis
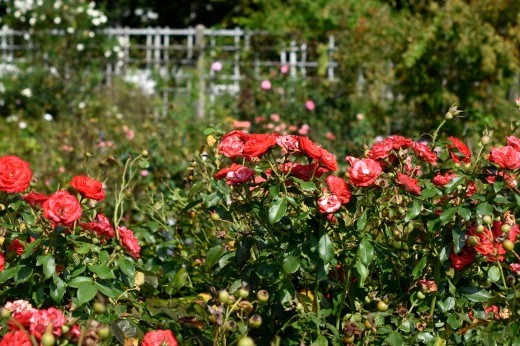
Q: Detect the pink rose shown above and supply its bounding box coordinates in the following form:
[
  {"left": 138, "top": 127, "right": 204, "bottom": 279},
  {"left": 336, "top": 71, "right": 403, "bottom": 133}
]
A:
[
  {"left": 118, "top": 226, "right": 141, "bottom": 259},
  {"left": 218, "top": 130, "right": 250, "bottom": 159},
  {"left": 507, "top": 136, "right": 520, "bottom": 152},
  {"left": 305, "top": 100, "right": 315, "bottom": 111},
  {"left": 345, "top": 157, "right": 382, "bottom": 187},
  {"left": 43, "top": 190, "right": 82, "bottom": 225},
  {"left": 260, "top": 80, "right": 272, "bottom": 90},
  {"left": 317, "top": 194, "right": 341, "bottom": 214},
  {"left": 488, "top": 146, "right": 520, "bottom": 169}
]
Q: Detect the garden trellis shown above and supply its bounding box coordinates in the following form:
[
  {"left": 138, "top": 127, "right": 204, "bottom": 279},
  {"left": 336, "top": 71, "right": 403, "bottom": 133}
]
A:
[{"left": 0, "top": 26, "right": 338, "bottom": 117}]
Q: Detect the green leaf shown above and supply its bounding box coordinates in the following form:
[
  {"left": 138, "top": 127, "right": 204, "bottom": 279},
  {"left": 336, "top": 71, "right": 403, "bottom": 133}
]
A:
[
  {"left": 457, "top": 207, "right": 471, "bottom": 220},
  {"left": 487, "top": 266, "right": 501, "bottom": 283},
  {"left": 411, "top": 256, "right": 427, "bottom": 280},
  {"left": 50, "top": 274, "right": 66, "bottom": 304},
  {"left": 452, "top": 226, "right": 465, "bottom": 254},
  {"left": 117, "top": 256, "right": 135, "bottom": 279},
  {"left": 358, "top": 238, "right": 374, "bottom": 267},
  {"left": 405, "top": 200, "right": 421, "bottom": 221},
  {"left": 203, "top": 192, "right": 221, "bottom": 208},
  {"left": 76, "top": 281, "right": 98, "bottom": 305},
  {"left": 15, "top": 265, "right": 33, "bottom": 283},
  {"left": 0, "top": 266, "right": 17, "bottom": 284},
  {"left": 95, "top": 281, "right": 124, "bottom": 298},
  {"left": 437, "top": 297, "right": 455, "bottom": 313},
  {"left": 268, "top": 197, "right": 287, "bottom": 224},
  {"left": 88, "top": 264, "right": 116, "bottom": 280},
  {"left": 318, "top": 234, "right": 334, "bottom": 264},
  {"left": 386, "top": 331, "right": 404, "bottom": 346},
  {"left": 445, "top": 176, "right": 464, "bottom": 194},
  {"left": 20, "top": 239, "right": 41, "bottom": 259},
  {"left": 447, "top": 314, "right": 463, "bottom": 329},
  {"left": 311, "top": 335, "right": 328, "bottom": 346},
  {"left": 292, "top": 177, "right": 316, "bottom": 192},
  {"left": 355, "top": 260, "right": 368, "bottom": 287},
  {"left": 477, "top": 202, "right": 493, "bottom": 217},
  {"left": 282, "top": 255, "right": 300, "bottom": 274},
  {"left": 462, "top": 287, "right": 494, "bottom": 302},
  {"left": 67, "top": 276, "right": 93, "bottom": 288},
  {"left": 440, "top": 207, "right": 457, "bottom": 224},
  {"left": 37, "top": 254, "right": 56, "bottom": 280},
  {"left": 205, "top": 246, "right": 224, "bottom": 269},
  {"left": 357, "top": 210, "right": 368, "bottom": 231}
]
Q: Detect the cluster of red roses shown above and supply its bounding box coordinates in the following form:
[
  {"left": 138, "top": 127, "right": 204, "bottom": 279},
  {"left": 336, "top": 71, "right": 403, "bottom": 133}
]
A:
[
  {"left": 0, "top": 299, "right": 179, "bottom": 345},
  {"left": 215, "top": 131, "right": 520, "bottom": 272},
  {"left": 0, "top": 155, "right": 141, "bottom": 264}
]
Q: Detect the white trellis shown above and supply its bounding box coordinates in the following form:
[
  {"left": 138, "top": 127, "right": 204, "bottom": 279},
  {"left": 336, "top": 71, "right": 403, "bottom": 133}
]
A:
[{"left": 0, "top": 26, "right": 338, "bottom": 117}]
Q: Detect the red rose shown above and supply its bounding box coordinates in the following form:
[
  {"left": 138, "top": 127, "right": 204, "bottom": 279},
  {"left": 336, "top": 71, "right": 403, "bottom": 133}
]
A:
[
  {"left": 467, "top": 222, "right": 519, "bottom": 262},
  {"left": 507, "top": 135, "right": 520, "bottom": 152},
  {"left": 368, "top": 140, "right": 394, "bottom": 160},
  {"left": 345, "top": 157, "right": 382, "bottom": 187},
  {"left": 23, "top": 192, "right": 48, "bottom": 207},
  {"left": 0, "top": 253, "right": 4, "bottom": 271},
  {"left": 396, "top": 172, "right": 421, "bottom": 194},
  {"left": 432, "top": 171, "right": 457, "bottom": 186},
  {"left": 8, "top": 239, "right": 24, "bottom": 255},
  {"left": 326, "top": 176, "right": 351, "bottom": 204},
  {"left": 0, "top": 330, "right": 32, "bottom": 346},
  {"left": 43, "top": 190, "right": 82, "bottom": 225},
  {"left": 118, "top": 226, "right": 141, "bottom": 259},
  {"left": 317, "top": 194, "right": 341, "bottom": 214},
  {"left": 447, "top": 137, "right": 471, "bottom": 164},
  {"left": 243, "top": 134, "right": 277, "bottom": 159},
  {"left": 218, "top": 130, "right": 250, "bottom": 159},
  {"left": 412, "top": 142, "right": 437, "bottom": 164},
  {"left": 71, "top": 175, "right": 105, "bottom": 201},
  {"left": 276, "top": 135, "right": 301, "bottom": 153},
  {"left": 299, "top": 137, "right": 322, "bottom": 161},
  {"left": 510, "top": 263, "right": 520, "bottom": 275},
  {"left": 29, "top": 308, "right": 66, "bottom": 340},
  {"left": 279, "top": 162, "right": 328, "bottom": 181},
  {"left": 488, "top": 146, "right": 520, "bottom": 170},
  {"left": 215, "top": 164, "right": 255, "bottom": 185},
  {"left": 450, "top": 246, "right": 475, "bottom": 270},
  {"left": 142, "top": 330, "right": 178, "bottom": 346},
  {"left": 319, "top": 148, "right": 338, "bottom": 171},
  {"left": 0, "top": 155, "right": 32, "bottom": 193},
  {"left": 80, "top": 213, "right": 115, "bottom": 238}
]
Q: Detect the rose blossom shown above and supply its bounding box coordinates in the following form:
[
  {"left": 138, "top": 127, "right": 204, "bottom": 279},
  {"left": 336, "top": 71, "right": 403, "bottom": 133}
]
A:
[
  {"left": 214, "top": 164, "right": 255, "bottom": 185},
  {"left": 299, "top": 137, "right": 322, "bottom": 161},
  {"left": 450, "top": 246, "right": 475, "bottom": 270},
  {"left": 280, "top": 65, "right": 289, "bottom": 74},
  {"left": 396, "top": 172, "right": 421, "bottom": 195},
  {"left": 276, "top": 135, "right": 301, "bottom": 153},
  {"left": 8, "top": 239, "right": 24, "bottom": 255},
  {"left": 447, "top": 137, "right": 471, "bottom": 164},
  {"left": 243, "top": 134, "right": 277, "bottom": 159},
  {"left": 118, "top": 226, "right": 141, "bottom": 259},
  {"left": 305, "top": 100, "right": 315, "bottom": 111},
  {"left": 317, "top": 194, "right": 341, "bottom": 214},
  {"left": 345, "top": 157, "right": 382, "bottom": 187},
  {"left": 507, "top": 136, "right": 520, "bottom": 152},
  {"left": 0, "top": 155, "right": 32, "bottom": 193},
  {"left": 218, "top": 130, "right": 250, "bottom": 159},
  {"left": 510, "top": 263, "right": 520, "bottom": 275},
  {"left": 326, "top": 176, "right": 351, "bottom": 204},
  {"left": 0, "top": 330, "right": 32, "bottom": 346},
  {"left": 80, "top": 213, "right": 115, "bottom": 238},
  {"left": 418, "top": 279, "right": 438, "bottom": 293},
  {"left": 412, "top": 142, "right": 438, "bottom": 164},
  {"left": 488, "top": 146, "right": 520, "bottom": 170},
  {"left": 211, "top": 61, "right": 222, "bottom": 72},
  {"left": 43, "top": 190, "right": 82, "bottom": 225},
  {"left": 433, "top": 171, "right": 458, "bottom": 186},
  {"left": 279, "top": 163, "right": 328, "bottom": 181},
  {"left": 142, "top": 329, "right": 178, "bottom": 346},
  {"left": 29, "top": 307, "right": 66, "bottom": 339},
  {"left": 71, "top": 175, "right": 105, "bottom": 201},
  {"left": 319, "top": 148, "right": 338, "bottom": 171},
  {"left": 260, "top": 80, "right": 272, "bottom": 90},
  {"left": 0, "top": 253, "right": 4, "bottom": 271},
  {"left": 23, "top": 192, "right": 48, "bottom": 207},
  {"left": 467, "top": 222, "right": 519, "bottom": 262}
]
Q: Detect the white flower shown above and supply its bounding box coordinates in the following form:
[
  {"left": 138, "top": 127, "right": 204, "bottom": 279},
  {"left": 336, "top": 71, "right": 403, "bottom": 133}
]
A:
[
  {"left": 53, "top": 17, "right": 61, "bottom": 25},
  {"left": 6, "top": 115, "right": 18, "bottom": 122},
  {"left": 0, "top": 83, "right": 5, "bottom": 93},
  {"left": 92, "top": 18, "right": 100, "bottom": 26},
  {"left": 18, "top": 121, "right": 27, "bottom": 129},
  {"left": 78, "top": 102, "right": 86, "bottom": 109},
  {"left": 66, "top": 27, "right": 74, "bottom": 34},
  {"left": 76, "top": 43, "right": 85, "bottom": 51},
  {"left": 23, "top": 33, "right": 30, "bottom": 41},
  {"left": 104, "top": 51, "right": 112, "bottom": 58},
  {"left": 29, "top": 17, "right": 36, "bottom": 25},
  {"left": 20, "top": 88, "right": 32, "bottom": 97},
  {"left": 88, "top": 31, "right": 95, "bottom": 38},
  {"left": 43, "top": 113, "right": 53, "bottom": 121}
]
